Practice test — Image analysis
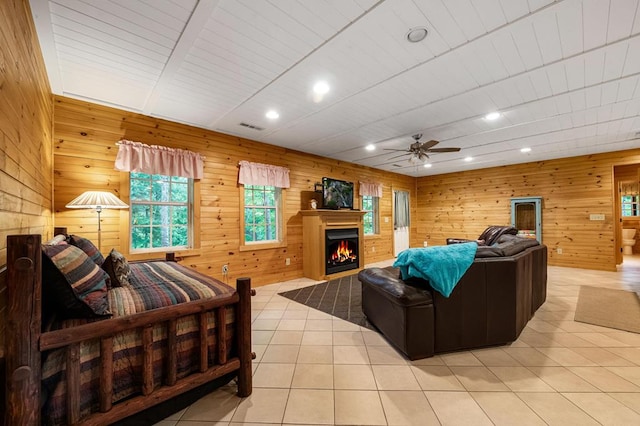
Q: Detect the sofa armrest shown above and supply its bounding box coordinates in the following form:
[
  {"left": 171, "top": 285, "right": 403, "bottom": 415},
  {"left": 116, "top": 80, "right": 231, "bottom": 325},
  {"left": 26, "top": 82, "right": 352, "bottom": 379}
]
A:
[
  {"left": 446, "top": 238, "right": 475, "bottom": 245},
  {"left": 358, "top": 268, "right": 432, "bottom": 307}
]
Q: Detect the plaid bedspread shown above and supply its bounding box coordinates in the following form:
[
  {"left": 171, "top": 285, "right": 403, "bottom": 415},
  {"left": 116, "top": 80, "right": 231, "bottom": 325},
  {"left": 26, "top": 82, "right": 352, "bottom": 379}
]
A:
[{"left": 42, "top": 261, "right": 237, "bottom": 425}]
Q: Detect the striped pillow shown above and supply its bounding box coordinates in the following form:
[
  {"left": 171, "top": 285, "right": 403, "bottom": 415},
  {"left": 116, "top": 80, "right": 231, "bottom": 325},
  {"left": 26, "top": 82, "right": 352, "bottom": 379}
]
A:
[
  {"left": 102, "top": 249, "right": 131, "bottom": 288},
  {"left": 68, "top": 235, "right": 104, "bottom": 266},
  {"left": 42, "top": 244, "right": 111, "bottom": 318}
]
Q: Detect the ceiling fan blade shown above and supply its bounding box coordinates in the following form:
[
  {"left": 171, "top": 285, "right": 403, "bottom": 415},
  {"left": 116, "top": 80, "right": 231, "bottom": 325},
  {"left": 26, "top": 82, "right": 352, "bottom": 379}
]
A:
[
  {"left": 420, "top": 140, "right": 439, "bottom": 150},
  {"left": 383, "top": 148, "right": 410, "bottom": 152},
  {"left": 427, "top": 147, "right": 461, "bottom": 153}
]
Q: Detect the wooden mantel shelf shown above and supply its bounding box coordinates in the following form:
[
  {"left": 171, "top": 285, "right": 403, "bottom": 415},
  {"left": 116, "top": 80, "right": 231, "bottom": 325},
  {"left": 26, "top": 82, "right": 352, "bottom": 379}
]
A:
[{"left": 300, "top": 209, "right": 366, "bottom": 281}]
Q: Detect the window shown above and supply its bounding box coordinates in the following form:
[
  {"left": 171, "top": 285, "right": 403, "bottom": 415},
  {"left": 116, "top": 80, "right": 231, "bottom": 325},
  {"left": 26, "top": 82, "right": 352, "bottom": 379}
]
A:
[
  {"left": 362, "top": 195, "right": 379, "bottom": 235},
  {"left": 129, "top": 172, "right": 193, "bottom": 250},
  {"left": 622, "top": 195, "right": 639, "bottom": 217},
  {"left": 243, "top": 185, "right": 283, "bottom": 245}
]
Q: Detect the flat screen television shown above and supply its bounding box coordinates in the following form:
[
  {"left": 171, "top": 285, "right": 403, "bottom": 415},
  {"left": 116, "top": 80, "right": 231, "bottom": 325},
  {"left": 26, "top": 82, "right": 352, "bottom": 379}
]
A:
[{"left": 322, "top": 177, "right": 354, "bottom": 209}]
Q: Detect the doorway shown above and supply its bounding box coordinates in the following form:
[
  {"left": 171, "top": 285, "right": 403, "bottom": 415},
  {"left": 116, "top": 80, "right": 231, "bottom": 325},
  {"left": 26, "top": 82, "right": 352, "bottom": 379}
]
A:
[{"left": 393, "top": 190, "right": 410, "bottom": 256}]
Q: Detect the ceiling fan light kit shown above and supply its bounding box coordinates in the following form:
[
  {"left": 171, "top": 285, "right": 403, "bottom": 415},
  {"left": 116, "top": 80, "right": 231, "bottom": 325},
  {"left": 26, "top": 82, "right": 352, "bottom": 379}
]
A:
[{"left": 384, "top": 133, "right": 461, "bottom": 163}]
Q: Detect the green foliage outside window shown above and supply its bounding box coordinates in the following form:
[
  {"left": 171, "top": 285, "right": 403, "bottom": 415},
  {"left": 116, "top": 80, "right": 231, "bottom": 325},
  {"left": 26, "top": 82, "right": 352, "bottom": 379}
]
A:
[
  {"left": 362, "top": 195, "right": 379, "bottom": 235},
  {"left": 622, "top": 195, "right": 639, "bottom": 217},
  {"left": 244, "top": 185, "right": 279, "bottom": 243},
  {"left": 130, "top": 172, "right": 191, "bottom": 250}
]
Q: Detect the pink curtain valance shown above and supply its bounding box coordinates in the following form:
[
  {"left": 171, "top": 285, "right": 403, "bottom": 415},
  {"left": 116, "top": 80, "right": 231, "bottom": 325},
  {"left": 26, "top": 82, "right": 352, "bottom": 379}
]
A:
[
  {"left": 115, "top": 139, "right": 204, "bottom": 179},
  {"left": 238, "top": 161, "right": 290, "bottom": 188},
  {"left": 359, "top": 181, "right": 382, "bottom": 198}
]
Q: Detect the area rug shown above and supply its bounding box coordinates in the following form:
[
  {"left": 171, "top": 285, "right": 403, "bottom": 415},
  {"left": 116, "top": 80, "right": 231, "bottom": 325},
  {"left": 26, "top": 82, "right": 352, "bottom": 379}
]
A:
[
  {"left": 279, "top": 271, "right": 375, "bottom": 330},
  {"left": 574, "top": 285, "right": 640, "bottom": 334}
]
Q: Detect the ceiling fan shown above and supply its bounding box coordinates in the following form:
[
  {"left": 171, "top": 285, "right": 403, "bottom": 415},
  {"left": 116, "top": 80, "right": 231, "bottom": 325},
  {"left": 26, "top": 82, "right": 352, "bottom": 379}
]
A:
[{"left": 385, "top": 134, "right": 461, "bottom": 162}]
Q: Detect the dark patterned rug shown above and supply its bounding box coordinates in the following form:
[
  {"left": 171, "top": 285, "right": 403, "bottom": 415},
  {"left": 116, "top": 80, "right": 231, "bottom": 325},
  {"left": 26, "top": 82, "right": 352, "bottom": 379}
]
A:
[{"left": 278, "top": 271, "right": 379, "bottom": 329}]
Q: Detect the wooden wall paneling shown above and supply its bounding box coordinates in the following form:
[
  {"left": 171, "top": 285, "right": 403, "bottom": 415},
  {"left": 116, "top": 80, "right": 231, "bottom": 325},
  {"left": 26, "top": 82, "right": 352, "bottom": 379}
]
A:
[
  {"left": 53, "top": 96, "right": 415, "bottom": 286},
  {"left": 416, "top": 150, "right": 640, "bottom": 271},
  {"left": 0, "top": 0, "right": 53, "bottom": 367}
]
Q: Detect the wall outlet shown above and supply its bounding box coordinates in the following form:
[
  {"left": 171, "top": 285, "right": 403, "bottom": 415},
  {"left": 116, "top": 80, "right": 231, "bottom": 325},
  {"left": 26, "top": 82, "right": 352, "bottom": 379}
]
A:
[
  {"left": 557, "top": 248, "right": 563, "bottom": 254},
  {"left": 384, "top": 217, "right": 389, "bottom": 223},
  {"left": 222, "top": 264, "right": 229, "bottom": 274},
  {"left": 371, "top": 246, "right": 375, "bottom": 253},
  {"left": 423, "top": 241, "right": 428, "bottom": 247},
  {"left": 285, "top": 258, "right": 291, "bottom": 265},
  {"left": 589, "top": 213, "right": 605, "bottom": 221}
]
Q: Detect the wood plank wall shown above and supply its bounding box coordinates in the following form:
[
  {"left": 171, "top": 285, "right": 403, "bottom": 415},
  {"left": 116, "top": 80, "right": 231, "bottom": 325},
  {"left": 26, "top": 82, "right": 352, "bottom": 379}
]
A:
[
  {"left": 416, "top": 150, "right": 640, "bottom": 271},
  {"left": 0, "top": 0, "right": 53, "bottom": 357},
  {"left": 53, "top": 96, "right": 416, "bottom": 287}
]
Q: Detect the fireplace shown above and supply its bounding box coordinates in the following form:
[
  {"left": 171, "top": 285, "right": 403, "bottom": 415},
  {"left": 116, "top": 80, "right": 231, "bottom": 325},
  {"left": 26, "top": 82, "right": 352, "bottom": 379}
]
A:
[{"left": 326, "top": 228, "right": 359, "bottom": 275}]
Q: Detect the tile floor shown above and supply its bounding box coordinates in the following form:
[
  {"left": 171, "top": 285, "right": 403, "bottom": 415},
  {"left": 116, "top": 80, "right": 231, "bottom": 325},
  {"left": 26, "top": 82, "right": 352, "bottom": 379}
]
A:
[{"left": 157, "top": 255, "right": 640, "bottom": 425}]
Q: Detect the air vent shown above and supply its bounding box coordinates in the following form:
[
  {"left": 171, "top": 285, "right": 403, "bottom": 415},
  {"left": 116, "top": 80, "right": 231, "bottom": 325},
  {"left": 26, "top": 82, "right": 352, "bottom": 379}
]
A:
[
  {"left": 239, "top": 122, "right": 264, "bottom": 131},
  {"left": 392, "top": 164, "right": 403, "bottom": 168}
]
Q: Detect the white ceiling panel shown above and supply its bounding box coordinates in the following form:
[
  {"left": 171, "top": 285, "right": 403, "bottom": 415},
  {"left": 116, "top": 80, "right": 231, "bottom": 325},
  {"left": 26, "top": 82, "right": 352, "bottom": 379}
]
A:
[{"left": 30, "top": 0, "right": 640, "bottom": 177}]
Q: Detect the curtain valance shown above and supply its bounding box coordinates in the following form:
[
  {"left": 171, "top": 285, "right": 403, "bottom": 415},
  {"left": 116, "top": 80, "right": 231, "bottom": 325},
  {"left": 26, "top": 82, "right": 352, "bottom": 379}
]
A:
[
  {"left": 115, "top": 139, "right": 204, "bottom": 179},
  {"left": 238, "top": 161, "right": 290, "bottom": 188},
  {"left": 359, "top": 181, "right": 382, "bottom": 198}
]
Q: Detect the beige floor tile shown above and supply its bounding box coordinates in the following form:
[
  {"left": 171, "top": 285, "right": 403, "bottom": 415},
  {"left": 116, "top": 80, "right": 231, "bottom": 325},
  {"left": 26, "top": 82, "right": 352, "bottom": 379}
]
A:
[
  {"left": 297, "top": 345, "right": 333, "bottom": 364},
  {"left": 164, "top": 408, "right": 187, "bottom": 421},
  {"left": 301, "top": 330, "right": 333, "bottom": 345},
  {"left": 563, "top": 392, "right": 640, "bottom": 425},
  {"left": 573, "top": 332, "right": 632, "bottom": 347},
  {"left": 516, "top": 392, "right": 600, "bottom": 425},
  {"left": 282, "top": 309, "right": 309, "bottom": 319},
  {"left": 283, "top": 389, "right": 334, "bottom": 425},
  {"left": 471, "top": 348, "right": 521, "bottom": 366},
  {"left": 231, "top": 388, "right": 289, "bottom": 423},
  {"left": 527, "top": 366, "right": 599, "bottom": 392},
  {"left": 502, "top": 347, "right": 560, "bottom": 366},
  {"left": 333, "top": 345, "right": 370, "bottom": 364},
  {"left": 425, "top": 391, "right": 493, "bottom": 425},
  {"left": 292, "top": 363, "right": 334, "bottom": 389},
  {"left": 334, "top": 390, "right": 386, "bottom": 425},
  {"left": 260, "top": 344, "right": 300, "bottom": 363},
  {"left": 408, "top": 355, "right": 446, "bottom": 366},
  {"left": 470, "top": 392, "right": 546, "bottom": 425},
  {"left": 256, "top": 310, "right": 284, "bottom": 320},
  {"left": 546, "top": 319, "right": 599, "bottom": 333},
  {"left": 175, "top": 421, "right": 227, "bottom": 426},
  {"left": 604, "top": 331, "right": 640, "bottom": 346},
  {"left": 333, "top": 330, "right": 365, "bottom": 345},
  {"left": 607, "top": 347, "right": 640, "bottom": 365},
  {"left": 305, "top": 319, "right": 333, "bottom": 331},
  {"left": 180, "top": 386, "right": 239, "bottom": 422},
  {"left": 440, "top": 351, "right": 482, "bottom": 366},
  {"left": 270, "top": 330, "right": 303, "bottom": 345},
  {"left": 610, "top": 392, "right": 640, "bottom": 414},
  {"left": 362, "top": 331, "right": 389, "bottom": 346},
  {"left": 568, "top": 366, "right": 640, "bottom": 392},
  {"left": 277, "top": 319, "right": 307, "bottom": 331},
  {"left": 517, "top": 329, "right": 557, "bottom": 347},
  {"left": 489, "top": 366, "right": 555, "bottom": 391},
  {"left": 251, "top": 318, "right": 280, "bottom": 330},
  {"left": 334, "top": 364, "right": 377, "bottom": 390},
  {"left": 527, "top": 319, "right": 561, "bottom": 333},
  {"left": 263, "top": 300, "right": 290, "bottom": 310},
  {"left": 367, "top": 345, "right": 407, "bottom": 365},
  {"left": 306, "top": 310, "right": 333, "bottom": 320},
  {"left": 251, "top": 344, "right": 267, "bottom": 363},
  {"left": 547, "top": 332, "right": 596, "bottom": 347},
  {"left": 571, "top": 347, "right": 636, "bottom": 366},
  {"left": 372, "top": 365, "right": 421, "bottom": 390},
  {"left": 411, "top": 365, "right": 464, "bottom": 391},
  {"left": 153, "top": 421, "right": 177, "bottom": 426},
  {"left": 535, "top": 347, "right": 598, "bottom": 366},
  {"left": 332, "top": 319, "right": 361, "bottom": 331},
  {"left": 251, "top": 330, "right": 274, "bottom": 345},
  {"left": 605, "top": 366, "right": 640, "bottom": 387},
  {"left": 379, "top": 390, "right": 439, "bottom": 425},
  {"left": 252, "top": 363, "right": 295, "bottom": 388},
  {"left": 450, "top": 366, "right": 509, "bottom": 391}
]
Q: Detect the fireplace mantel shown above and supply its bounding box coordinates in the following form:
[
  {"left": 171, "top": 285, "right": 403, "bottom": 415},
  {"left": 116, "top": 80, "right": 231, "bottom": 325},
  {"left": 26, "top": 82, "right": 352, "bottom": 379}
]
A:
[{"left": 300, "top": 209, "right": 366, "bottom": 281}]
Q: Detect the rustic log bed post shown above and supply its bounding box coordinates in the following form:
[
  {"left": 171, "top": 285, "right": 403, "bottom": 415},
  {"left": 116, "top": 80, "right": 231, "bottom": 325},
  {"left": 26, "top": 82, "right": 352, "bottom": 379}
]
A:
[{"left": 4, "top": 234, "right": 254, "bottom": 426}]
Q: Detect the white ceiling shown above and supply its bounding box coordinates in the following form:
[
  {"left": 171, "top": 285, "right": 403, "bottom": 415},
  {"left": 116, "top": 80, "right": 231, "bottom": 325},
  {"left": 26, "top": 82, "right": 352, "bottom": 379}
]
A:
[{"left": 30, "top": 0, "right": 640, "bottom": 177}]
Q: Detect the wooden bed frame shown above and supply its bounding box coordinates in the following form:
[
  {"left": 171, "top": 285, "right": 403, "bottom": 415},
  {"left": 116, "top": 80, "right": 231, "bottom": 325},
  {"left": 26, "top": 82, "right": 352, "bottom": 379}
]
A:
[{"left": 3, "top": 234, "right": 254, "bottom": 425}]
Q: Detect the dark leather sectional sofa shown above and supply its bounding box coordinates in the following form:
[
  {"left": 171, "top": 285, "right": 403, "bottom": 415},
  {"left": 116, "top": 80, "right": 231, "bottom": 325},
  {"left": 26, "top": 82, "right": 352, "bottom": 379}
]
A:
[{"left": 359, "top": 233, "right": 547, "bottom": 360}]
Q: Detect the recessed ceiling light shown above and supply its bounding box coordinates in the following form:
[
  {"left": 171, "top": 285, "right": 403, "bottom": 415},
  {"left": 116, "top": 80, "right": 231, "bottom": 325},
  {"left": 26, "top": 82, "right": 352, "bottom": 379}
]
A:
[
  {"left": 464, "top": 156, "right": 473, "bottom": 162},
  {"left": 406, "top": 27, "right": 428, "bottom": 43},
  {"left": 520, "top": 147, "right": 531, "bottom": 153},
  {"left": 484, "top": 112, "right": 501, "bottom": 121},
  {"left": 423, "top": 163, "right": 432, "bottom": 168},
  {"left": 265, "top": 110, "right": 279, "bottom": 120},
  {"left": 313, "top": 81, "right": 330, "bottom": 95},
  {"left": 365, "top": 144, "right": 375, "bottom": 151}
]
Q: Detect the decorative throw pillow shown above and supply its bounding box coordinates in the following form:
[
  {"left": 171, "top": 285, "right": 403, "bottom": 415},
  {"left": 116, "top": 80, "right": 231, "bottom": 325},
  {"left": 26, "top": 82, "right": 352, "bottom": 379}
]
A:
[
  {"left": 42, "top": 244, "right": 111, "bottom": 318},
  {"left": 68, "top": 234, "right": 104, "bottom": 266},
  {"left": 101, "top": 248, "right": 131, "bottom": 287}
]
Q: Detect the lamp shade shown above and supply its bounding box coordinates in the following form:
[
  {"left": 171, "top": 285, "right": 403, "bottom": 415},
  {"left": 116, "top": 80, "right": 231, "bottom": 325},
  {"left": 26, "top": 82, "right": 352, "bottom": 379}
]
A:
[{"left": 66, "top": 191, "right": 129, "bottom": 209}]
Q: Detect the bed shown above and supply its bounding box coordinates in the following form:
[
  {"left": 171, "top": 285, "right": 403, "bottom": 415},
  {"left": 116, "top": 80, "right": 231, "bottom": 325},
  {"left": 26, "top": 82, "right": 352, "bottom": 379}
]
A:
[{"left": 3, "top": 233, "right": 254, "bottom": 425}]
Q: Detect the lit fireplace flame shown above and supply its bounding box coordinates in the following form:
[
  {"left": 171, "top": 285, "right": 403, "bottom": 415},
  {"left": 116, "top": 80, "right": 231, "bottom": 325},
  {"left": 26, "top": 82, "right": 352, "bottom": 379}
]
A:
[{"left": 329, "top": 240, "right": 356, "bottom": 264}]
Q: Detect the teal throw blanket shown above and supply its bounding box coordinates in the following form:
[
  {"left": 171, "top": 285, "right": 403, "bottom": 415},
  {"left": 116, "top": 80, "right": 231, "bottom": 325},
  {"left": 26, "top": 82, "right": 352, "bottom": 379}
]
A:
[{"left": 393, "top": 242, "right": 478, "bottom": 298}]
